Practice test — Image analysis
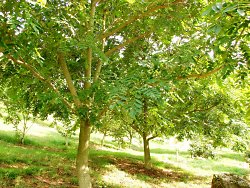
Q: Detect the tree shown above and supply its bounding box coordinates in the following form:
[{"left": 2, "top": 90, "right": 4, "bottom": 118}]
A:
[
  {"left": 0, "top": 76, "right": 36, "bottom": 144},
  {"left": 97, "top": 111, "right": 137, "bottom": 148},
  {"left": 201, "top": 1, "right": 249, "bottom": 79},
  {"left": 166, "top": 75, "right": 249, "bottom": 152},
  {"left": 120, "top": 88, "right": 168, "bottom": 167},
  {"left": 1, "top": 0, "right": 205, "bottom": 186},
  {"left": 166, "top": 0, "right": 250, "bottom": 151},
  {"left": 109, "top": 52, "right": 172, "bottom": 166},
  {"left": 54, "top": 117, "right": 77, "bottom": 147}
]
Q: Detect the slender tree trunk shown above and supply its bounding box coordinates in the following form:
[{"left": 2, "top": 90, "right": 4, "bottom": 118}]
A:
[
  {"left": 20, "top": 114, "right": 28, "bottom": 144},
  {"left": 101, "top": 131, "right": 107, "bottom": 147},
  {"left": 129, "top": 133, "right": 133, "bottom": 149},
  {"left": 76, "top": 119, "right": 92, "bottom": 188},
  {"left": 20, "top": 123, "right": 26, "bottom": 144},
  {"left": 65, "top": 135, "right": 69, "bottom": 147},
  {"left": 142, "top": 132, "right": 151, "bottom": 168},
  {"left": 176, "top": 148, "right": 179, "bottom": 162},
  {"left": 20, "top": 135, "right": 25, "bottom": 145},
  {"left": 76, "top": 1, "right": 96, "bottom": 187},
  {"left": 128, "top": 128, "right": 133, "bottom": 148}
]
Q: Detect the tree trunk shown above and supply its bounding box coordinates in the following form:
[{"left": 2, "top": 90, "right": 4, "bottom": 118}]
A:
[
  {"left": 20, "top": 113, "right": 28, "bottom": 145},
  {"left": 176, "top": 148, "right": 179, "bottom": 162},
  {"left": 128, "top": 128, "right": 133, "bottom": 148},
  {"left": 101, "top": 131, "right": 107, "bottom": 147},
  {"left": 129, "top": 134, "right": 133, "bottom": 149},
  {"left": 65, "top": 135, "right": 69, "bottom": 147},
  {"left": 76, "top": 119, "right": 92, "bottom": 188},
  {"left": 20, "top": 136, "right": 25, "bottom": 145},
  {"left": 142, "top": 133, "right": 151, "bottom": 168}
]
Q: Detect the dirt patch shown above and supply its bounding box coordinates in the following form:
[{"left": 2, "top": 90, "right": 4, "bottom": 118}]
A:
[
  {"left": 0, "top": 163, "right": 29, "bottom": 169},
  {"left": 111, "top": 158, "right": 185, "bottom": 181},
  {"left": 35, "top": 176, "right": 72, "bottom": 187},
  {"left": 1, "top": 174, "right": 78, "bottom": 188}
]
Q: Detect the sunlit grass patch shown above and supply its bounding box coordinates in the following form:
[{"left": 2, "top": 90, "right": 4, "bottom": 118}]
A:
[
  {"left": 0, "top": 139, "right": 77, "bottom": 187},
  {"left": 0, "top": 123, "right": 249, "bottom": 187},
  {"left": 101, "top": 166, "right": 154, "bottom": 188}
]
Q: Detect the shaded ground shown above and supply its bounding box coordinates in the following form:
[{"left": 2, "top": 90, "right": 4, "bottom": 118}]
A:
[
  {"left": 112, "top": 158, "right": 186, "bottom": 180},
  {"left": 0, "top": 127, "right": 249, "bottom": 188},
  {"left": 0, "top": 139, "right": 78, "bottom": 188},
  {"left": 90, "top": 153, "right": 209, "bottom": 188}
]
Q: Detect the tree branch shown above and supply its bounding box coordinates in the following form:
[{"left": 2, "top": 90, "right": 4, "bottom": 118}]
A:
[
  {"left": 57, "top": 52, "right": 82, "bottom": 108},
  {"left": 84, "top": 0, "right": 96, "bottom": 89},
  {"left": 94, "top": 9, "right": 107, "bottom": 82},
  {"left": 100, "top": 0, "right": 185, "bottom": 39},
  {"left": 148, "top": 135, "right": 158, "bottom": 141},
  {"left": 130, "top": 122, "right": 143, "bottom": 136},
  {"left": 105, "top": 32, "right": 150, "bottom": 57},
  {"left": 187, "top": 103, "right": 219, "bottom": 114},
  {"left": 177, "top": 65, "right": 224, "bottom": 80},
  {"left": 94, "top": 32, "right": 150, "bottom": 82},
  {"left": 7, "top": 55, "right": 74, "bottom": 111}
]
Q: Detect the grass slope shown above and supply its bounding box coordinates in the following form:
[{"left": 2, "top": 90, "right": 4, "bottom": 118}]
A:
[{"left": 0, "top": 123, "right": 249, "bottom": 188}]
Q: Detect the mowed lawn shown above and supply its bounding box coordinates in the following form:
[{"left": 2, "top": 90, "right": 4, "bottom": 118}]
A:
[{"left": 0, "top": 122, "right": 249, "bottom": 188}]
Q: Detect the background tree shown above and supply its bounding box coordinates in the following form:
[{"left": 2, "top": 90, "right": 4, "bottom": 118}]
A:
[
  {"left": 167, "top": 75, "right": 249, "bottom": 153},
  {"left": 0, "top": 76, "right": 37, "bottom": 144},
  {"left": 54, "top": 116, "right": 77, "bottom": 147},
  {"left": 109, "top": 50, "right": 172, "bottom": 166}
]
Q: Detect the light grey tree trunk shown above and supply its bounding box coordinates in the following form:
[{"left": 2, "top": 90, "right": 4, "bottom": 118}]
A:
[
  {"left": 101, "top": 131, "right": 107, "bottom": 147},
  {"left": 65, "top": 135, "right": 69, "bottom": 147},
  {"left": 76, "top": 119, "right": 92, "bottom": 188}
]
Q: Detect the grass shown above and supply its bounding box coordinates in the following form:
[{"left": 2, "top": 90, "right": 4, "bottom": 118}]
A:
[{"left": 0, "top": 122, "right": 249, "bottom": 188}]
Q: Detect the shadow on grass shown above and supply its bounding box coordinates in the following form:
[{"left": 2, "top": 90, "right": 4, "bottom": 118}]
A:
[
  {"left": 0, "top": 141, "right": 78, "bottom": 188},
  {"left": 89, "top": 149, "right": 207, "bottom": 187},
  {"left": 1, "top": 129, "right": 247, "bottom": 187}
]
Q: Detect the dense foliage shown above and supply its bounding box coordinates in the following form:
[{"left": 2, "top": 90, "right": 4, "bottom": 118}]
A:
[{"left": 0, "top": 0, "right": 249, "bottom": 187}]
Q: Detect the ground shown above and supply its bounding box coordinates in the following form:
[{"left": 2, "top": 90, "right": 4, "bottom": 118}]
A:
[{"left": 0, "top": 122, "right": 249, "bottom": 188}]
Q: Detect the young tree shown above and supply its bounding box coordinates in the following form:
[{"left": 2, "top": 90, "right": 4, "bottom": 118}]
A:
[
  {"left": 110, "top": 63, "right": 171, "bottom": 166},
  {"left": 54, "top": 117, "right": 77, "bottom": 147},
  {"left": 1, "top": 0, "right": 205, "bottom": 186},
  {"left": 0, "top": 79, "right": 36, "bottom": 144}
]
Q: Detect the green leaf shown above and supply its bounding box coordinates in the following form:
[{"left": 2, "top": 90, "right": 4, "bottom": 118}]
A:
[
  {"left": 201, "top": 4, "right": 213, "bottom": 16},
  {"left": 237, "top": 9, "right": 245, "bottom": 16},
  {"left": 208, "top": 25, "right": 222, "bottom": 34},
  {"left": 37, "top": 0, "right": 47, "bottom": 7},
  {"left": 126, "top": 0, "right": 135, "bottom": 4},
  {"left": 223, "top": 5, "right": 237, "bottom": 13}
]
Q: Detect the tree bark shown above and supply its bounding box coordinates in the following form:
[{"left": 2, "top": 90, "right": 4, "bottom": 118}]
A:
[
  {"left": 142, "top": 132, "right": 151, "bottom": 168},
  {"left": 76, "top": 119, "right": 92, "bottom": 188}
]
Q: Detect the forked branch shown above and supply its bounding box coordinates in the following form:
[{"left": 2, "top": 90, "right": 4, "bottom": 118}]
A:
[
  {"left": 7, "top": 55, "right": 74, "bottom": 111},
  {"left": 100, "top": 0, "right": 185, "bottom": 39}
]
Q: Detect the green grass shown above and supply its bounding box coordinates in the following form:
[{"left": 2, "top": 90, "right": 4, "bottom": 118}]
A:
[{"left": 0, "top": 123, "right": 249, "bottom": 188}]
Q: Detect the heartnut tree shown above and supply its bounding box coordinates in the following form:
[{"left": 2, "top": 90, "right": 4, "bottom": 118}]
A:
[{"left": 0, "top": 0, "right": 210, "bottom": 187}]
